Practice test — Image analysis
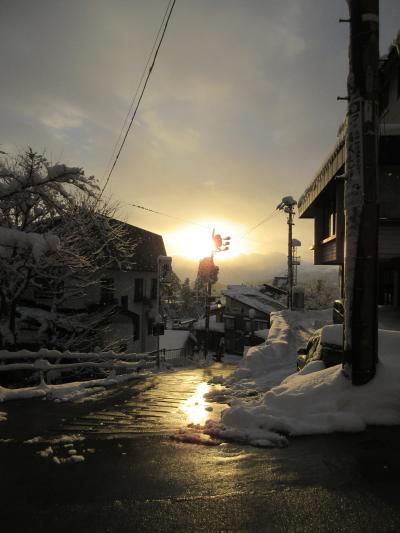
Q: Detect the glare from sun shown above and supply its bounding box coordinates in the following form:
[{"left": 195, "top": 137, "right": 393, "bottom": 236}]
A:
[{"left": 165, "top": 220, "right": 249, "bottom": 260}]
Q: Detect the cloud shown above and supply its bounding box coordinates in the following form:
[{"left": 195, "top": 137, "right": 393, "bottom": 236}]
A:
[{"left": 40, "top": 105, "right": 84, "bottom": 131}]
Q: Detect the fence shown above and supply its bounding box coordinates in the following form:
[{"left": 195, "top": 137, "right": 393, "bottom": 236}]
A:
[
  {"left": 159, "top": 347, "right": 191, "bottom": 364},
  {"left": 0, "top": 346, "right": 193, "bottom": 391},
  {"left": 0, "top": 348, "right": 160, "bottom": 389}
]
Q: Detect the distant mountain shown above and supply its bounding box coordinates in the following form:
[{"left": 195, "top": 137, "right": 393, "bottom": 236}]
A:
[{"left": 172, "top": 253, "right": 339, "bottom": 286}]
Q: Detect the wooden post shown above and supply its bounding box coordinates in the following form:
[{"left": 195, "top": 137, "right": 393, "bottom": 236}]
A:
[{"left": 344, "top": 0, "right": 379, "bottom": 385}]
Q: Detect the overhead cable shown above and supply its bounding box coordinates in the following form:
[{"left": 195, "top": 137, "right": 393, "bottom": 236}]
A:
[{"left": 99, "top": 0, "right": 176, "bottom": 199}]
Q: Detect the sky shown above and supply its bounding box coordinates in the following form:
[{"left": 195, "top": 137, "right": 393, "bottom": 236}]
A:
[{"left": 1, "top": 0, "right": 400, "bottom": 281}]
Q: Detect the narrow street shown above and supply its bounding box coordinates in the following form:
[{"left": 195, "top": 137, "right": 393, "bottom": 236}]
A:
[{"left": 2, "top": 362, "right": 400, "bottom": 532}]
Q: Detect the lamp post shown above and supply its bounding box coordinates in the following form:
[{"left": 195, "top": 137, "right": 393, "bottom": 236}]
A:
[{"left": 248, "top": 308, "right": 256, "bottom": 345}]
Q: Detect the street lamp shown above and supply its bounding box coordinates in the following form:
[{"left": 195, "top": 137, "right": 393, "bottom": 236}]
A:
[{"left": 248, "top": 308, "right": 256, "bottom": 345}]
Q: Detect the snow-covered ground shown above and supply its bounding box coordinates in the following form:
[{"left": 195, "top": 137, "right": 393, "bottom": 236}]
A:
[
  {"left": 207, "top": 309, "right": 331, "bottom": 403},
  {"left": 204, "top": 311, "right": 400, "bottom": 448}
]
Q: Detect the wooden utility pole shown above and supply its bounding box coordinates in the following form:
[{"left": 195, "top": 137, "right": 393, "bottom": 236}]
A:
[{"left": 344, "top": 0, "right": 379, "bottom": 385}]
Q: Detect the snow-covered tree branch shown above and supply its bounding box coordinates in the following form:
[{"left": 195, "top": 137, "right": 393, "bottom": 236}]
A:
[{"left": 0, "top": 148, "right": 133, "bottom": 350}]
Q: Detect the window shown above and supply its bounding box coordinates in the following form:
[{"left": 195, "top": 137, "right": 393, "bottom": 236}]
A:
[
  {"left": 379, "top": 83, "right": 389, "bottom": 114},
  {"left": 121, "top": 295, "right": 128, "bottom": 309},
  {"left": 134, "top": 278, "right": 144, "bottom": 302},
  {"left": 322, "top": 201, "right": 336, "bottom": 239},
  {"left": 133, "top": 314, "right": 140, "bottom": 341},
  {"left": 151, "top": 278, "right": 158, "bottom": 300},
  {"left": 100, "top": 278, "right": 114, "bottom": 305},
  {"left": 147, "top": 317, "right": 154, "bottom": 335}
]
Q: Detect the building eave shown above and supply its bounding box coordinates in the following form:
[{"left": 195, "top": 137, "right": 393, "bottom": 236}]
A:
[{"left": 298, "top": 123, "right": 346, "bottom": 218}]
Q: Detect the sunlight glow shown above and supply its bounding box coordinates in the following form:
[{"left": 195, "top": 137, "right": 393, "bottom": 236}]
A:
[
  {"left": 180, "top": 382, "right": 210, "bottom": 425},
  {"left": 164, "top": 220, "right": 250, "bottom": 260}
]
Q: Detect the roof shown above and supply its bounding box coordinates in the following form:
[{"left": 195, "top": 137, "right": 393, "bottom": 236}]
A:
[
  {"left": 110, "top": 219, "right": 166, "bottom": 272},
  {"left": 224, "top": 285, "right": 286, "bottom": 315},
  {"left": 159, "top": 329, "right": 196, "bottom": 350},
  {"left": 297, "top": 123, "right": 346, "bottom": 218}
]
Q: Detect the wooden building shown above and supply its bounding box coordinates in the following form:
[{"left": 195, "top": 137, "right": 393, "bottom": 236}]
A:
[{"left": 298, "top": 33, "right": 400, "bottom": 307}]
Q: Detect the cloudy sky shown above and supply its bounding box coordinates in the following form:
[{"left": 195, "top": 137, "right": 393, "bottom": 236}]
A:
[{"left": 1, "top": 0, "right": 399, "bottom": 279}]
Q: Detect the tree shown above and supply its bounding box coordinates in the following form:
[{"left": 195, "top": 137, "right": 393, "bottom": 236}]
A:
[
  {"left": 0, "top": 148, "right": 131, "bottom": 350},
  {"left": 304, "top": 279, "right": 339, "bottom": 310}
]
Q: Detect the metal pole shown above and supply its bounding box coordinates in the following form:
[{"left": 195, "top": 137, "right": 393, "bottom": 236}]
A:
[
  {"left": 344, "top": 0, "right": 379, "bottom": 385},
  {"left": 287, "top": 207, "right": 294, "bottom": 309}
]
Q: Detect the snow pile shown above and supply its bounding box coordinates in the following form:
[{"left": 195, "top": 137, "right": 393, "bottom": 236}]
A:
[
  {"left": 0, "top": 370, "right": 146, "bottom": 404},
  {"left": 205, "top": 329, "right": 400, "bottom": 447},
  {"left": 0, "top": 226, "right": 60, "bottom": 261},
  {"left": 209, "top": 309, "right": 331, "bottom": 402}
]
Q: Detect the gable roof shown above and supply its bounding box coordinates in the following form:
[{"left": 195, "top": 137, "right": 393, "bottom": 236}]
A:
[
  {"left": 224, "top": 285, "right": 286, "bottom": 315},
  {"left": 110, "top": 219, "right": 166, "bottom": 272}
]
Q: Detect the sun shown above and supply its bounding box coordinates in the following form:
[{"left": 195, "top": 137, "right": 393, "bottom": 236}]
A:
[{"left": 164, "top": 220, "right": 249, "bottom": 260}]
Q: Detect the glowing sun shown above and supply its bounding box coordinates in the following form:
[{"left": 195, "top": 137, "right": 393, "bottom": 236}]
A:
[{"left": 164, "top": 220, "right": 249, "bottom": 260}]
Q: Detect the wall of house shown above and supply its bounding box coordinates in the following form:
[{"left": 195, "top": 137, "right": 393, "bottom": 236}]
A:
[
  {"left": 25, "top": 269, "right": 159, "bottom": 353},
  {"left": 224, "top": 296, "right": 270, "bottom": 354}
]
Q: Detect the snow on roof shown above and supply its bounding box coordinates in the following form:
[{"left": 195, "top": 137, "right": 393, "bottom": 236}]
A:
[
  {"left": 159, "top": 330, "right": 196, "bottom": 351},
  {"left": 224, "top": 285, "right": 286, "bottom": 315}
]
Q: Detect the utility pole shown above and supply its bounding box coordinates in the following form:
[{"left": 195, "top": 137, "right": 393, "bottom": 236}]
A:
[
  {"left": 287, "top": 205, "right": 294, "bottom": 310},
  {"left": 344, "top": 0, "right": 379, "bottom": 385},
  {"left": 277, "top": 196, "right": 297, "bottom": 310}
]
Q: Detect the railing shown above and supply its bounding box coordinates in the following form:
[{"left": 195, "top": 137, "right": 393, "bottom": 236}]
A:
[
  {"left": 159, "top": 347, "right": 189, "bottom": 364},
  {"left": 0, "top": 345, "right": 193, "bottom": 394},
  {"left": 0, "top": 348, "right": 160, "bottom": 389}
]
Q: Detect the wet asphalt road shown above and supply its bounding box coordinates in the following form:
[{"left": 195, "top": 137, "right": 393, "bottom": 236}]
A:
[{"left": 2, "top": 363, "right": 400, "bottom": 532}]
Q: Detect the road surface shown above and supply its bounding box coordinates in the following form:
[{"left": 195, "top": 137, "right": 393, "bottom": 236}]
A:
[{"left": 2, "top": 362, "right": 400, "bottom": 532}]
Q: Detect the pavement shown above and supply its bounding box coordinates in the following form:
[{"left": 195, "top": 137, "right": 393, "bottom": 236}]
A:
[{"left": 2, "top": 361, "right": 400, "bottom": 532}]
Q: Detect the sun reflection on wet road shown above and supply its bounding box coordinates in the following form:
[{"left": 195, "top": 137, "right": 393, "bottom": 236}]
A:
[{"left": 180, "top": 382, "right": 210, "bottom": 425}]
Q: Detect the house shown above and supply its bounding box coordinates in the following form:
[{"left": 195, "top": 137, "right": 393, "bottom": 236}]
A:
[
  {"left": 297, "top": 32, "right": 400, "bottom": 307},
  {"left": 192, "top": 313, "right": 225, "bottom": 352},
  {"left": 223, "top": 285, "right": 286, "bottom": 354},
  {"left": 20, "top": 221, "right": 167, "bottom": 353}
]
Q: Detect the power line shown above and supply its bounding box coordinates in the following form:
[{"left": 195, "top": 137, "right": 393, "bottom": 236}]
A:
[
  {"left": 101, "top": 0, "right": 174, "bottom": 182},
  {"left": 239, "top": 208, "right": 278, "bottom": 238},
  {"left": 125, "top": 202, "right": 272, "bottom": 247},
  {"left": 99, "top": 0, "right": 177, "bottom": 199},
  {"left": 125, "top": 202, "right": 210, "bottom": 229}
]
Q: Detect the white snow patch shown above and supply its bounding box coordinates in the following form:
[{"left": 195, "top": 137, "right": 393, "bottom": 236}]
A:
[
  {"left": 38, "top": 446, "right": 54, "bottom": 458},
  {"left": 206, "top": 329, "right": 400, "bottom": 446}
]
